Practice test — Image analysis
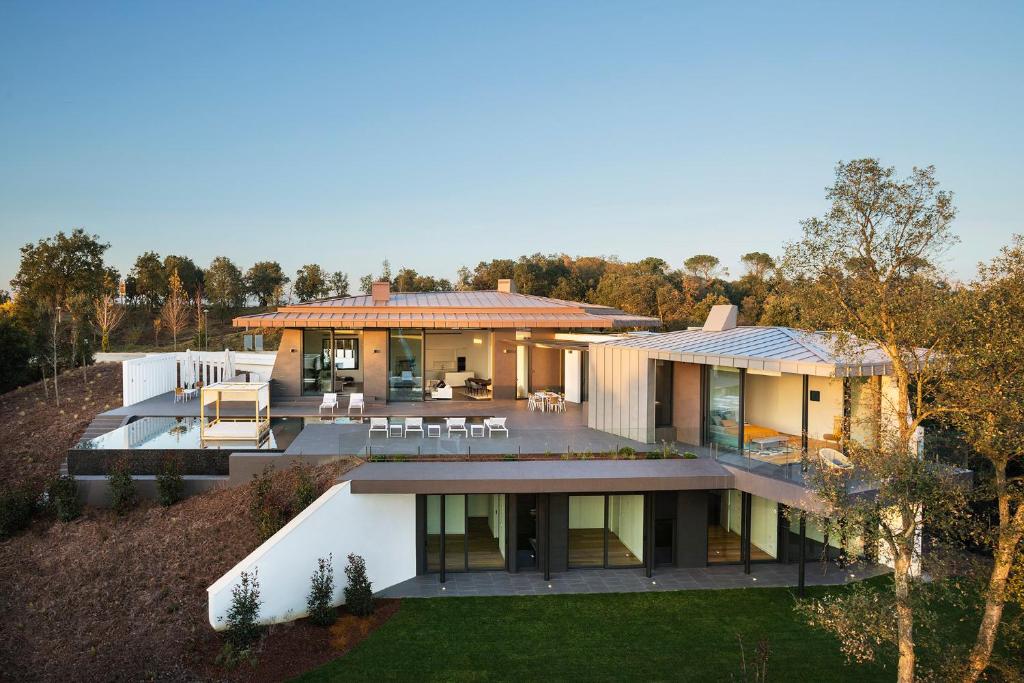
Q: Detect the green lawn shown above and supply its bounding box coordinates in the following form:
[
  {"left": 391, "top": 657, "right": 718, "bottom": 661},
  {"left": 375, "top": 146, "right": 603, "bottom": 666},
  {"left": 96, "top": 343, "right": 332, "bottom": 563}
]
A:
[{"left": 298, "top": 584, "right": 900, "bottom": 682}]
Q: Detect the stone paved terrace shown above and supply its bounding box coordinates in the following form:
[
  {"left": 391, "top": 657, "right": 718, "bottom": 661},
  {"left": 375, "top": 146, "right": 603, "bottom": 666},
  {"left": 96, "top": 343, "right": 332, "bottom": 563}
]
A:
[{"left": 377, "top": 561, "right": 889, "bottom": 598}]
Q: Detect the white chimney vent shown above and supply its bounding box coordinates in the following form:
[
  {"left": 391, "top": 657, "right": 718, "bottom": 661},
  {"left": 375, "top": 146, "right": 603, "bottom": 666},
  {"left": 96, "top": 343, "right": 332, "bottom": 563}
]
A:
[
  {"left": 702, "top": 304, "right": 738, "bottom": 332},
  {"left": 497, "top": 278, "right": 517, "bottom": 294}
]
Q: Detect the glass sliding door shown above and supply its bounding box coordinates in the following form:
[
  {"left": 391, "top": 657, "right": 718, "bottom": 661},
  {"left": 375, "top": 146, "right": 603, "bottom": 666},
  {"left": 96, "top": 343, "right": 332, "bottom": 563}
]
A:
[
  {"left": 568, "top": 495, "right": 606, "bottom": 567},
  {"left": 425, "top": 494, "right": 442, "bottom": 572},
  {"left": 332, "top": 332, "right": 361, "bottom": 396},
  {"left": 444, "top": 494, "right": 465, "bottom": 572},
  {"left": 389, "top": 329, "right": 424, "bottom": 401},
  {"left": 301, "top": 330, "right": 332, "bottom": 396},
  {"left": 569, "top": 494, "right": 646, "bottom": 568},
  {"left": 654, "top": 360, "right": 674, "bottom": 427},
  {"left": 466, "top": 494, "right": 506, "bottom": 570},
  {"left": 606, "top": 494, "right": 645, "bottom": 567},
  {"left": 706, "top": 366, "right": 741, "bottom": 452},
  {"left": 425, "top": 494, "right": 507, "bottom": 573}
]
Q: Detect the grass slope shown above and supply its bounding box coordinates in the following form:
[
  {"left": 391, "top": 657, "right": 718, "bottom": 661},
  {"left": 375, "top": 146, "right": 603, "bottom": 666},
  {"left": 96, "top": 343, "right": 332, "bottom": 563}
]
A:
[{"left": 298, "top": 586, "right": 893, "bottom": 682}]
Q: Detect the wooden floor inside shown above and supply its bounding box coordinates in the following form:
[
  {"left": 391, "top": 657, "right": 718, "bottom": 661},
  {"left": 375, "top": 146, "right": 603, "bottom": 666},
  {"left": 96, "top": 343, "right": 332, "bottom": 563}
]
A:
[
  {"left": 426, "top": 518, "right": 505, "bottom": 571},
  {"left": 707, "top": 524, "right": 774, "bottom": 564},
  {"left": 568, "top": 528, "right": 642, "bottom": 568}
]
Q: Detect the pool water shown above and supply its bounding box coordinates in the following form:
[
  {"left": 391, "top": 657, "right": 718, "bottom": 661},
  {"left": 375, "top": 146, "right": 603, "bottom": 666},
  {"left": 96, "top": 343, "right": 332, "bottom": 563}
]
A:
[{"left": 75, "top": 416, "right": 307, "bottom": 451}]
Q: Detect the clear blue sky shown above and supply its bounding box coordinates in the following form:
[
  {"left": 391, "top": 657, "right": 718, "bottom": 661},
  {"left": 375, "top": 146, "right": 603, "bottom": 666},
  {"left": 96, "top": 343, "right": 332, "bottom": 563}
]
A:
[{"left": 2, "top": 1, "right": 1021, "bottom": 290}]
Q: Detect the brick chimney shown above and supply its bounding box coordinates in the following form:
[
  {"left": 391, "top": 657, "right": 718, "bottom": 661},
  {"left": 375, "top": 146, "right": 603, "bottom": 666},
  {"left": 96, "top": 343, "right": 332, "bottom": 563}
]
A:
[
  {"left": 371, "top": 280, "right": 391, "bottom": 304},
  {"left": 702, "top": 304, "right": 738, "bottom": 332},
  {"left": 496, "top": 278, "right": 517, "bottom": 294}
]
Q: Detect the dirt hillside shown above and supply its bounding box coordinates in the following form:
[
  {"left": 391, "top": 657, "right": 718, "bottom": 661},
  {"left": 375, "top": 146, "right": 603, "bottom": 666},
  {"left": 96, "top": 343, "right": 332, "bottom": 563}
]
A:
[
  {"left": 0, "top": 367, "right": 363, "bottom": 681},
  {"left": 0, "top": 363, "right": 122, "bottom": 489}
]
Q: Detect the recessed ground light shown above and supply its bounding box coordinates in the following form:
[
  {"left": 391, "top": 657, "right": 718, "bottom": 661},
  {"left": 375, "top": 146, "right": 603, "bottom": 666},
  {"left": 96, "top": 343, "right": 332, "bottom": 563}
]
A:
[
  {"left": 548, "top": 584, "right": 552, "bottom": 588},
  {"left": 441, "top": 586, "right": 446, "bottom": 591},
  {"left": 651, "top": 581, "right": 656, "bottom": 585},
  {"left": 752, "top": 577, "right": 757, "bottom": 581}
]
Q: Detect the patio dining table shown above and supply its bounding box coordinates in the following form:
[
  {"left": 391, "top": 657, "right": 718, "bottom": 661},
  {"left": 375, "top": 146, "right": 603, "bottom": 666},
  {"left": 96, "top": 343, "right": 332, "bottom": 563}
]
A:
[{"left": 532, "top": 391, "right": 561, "bottom": 412}]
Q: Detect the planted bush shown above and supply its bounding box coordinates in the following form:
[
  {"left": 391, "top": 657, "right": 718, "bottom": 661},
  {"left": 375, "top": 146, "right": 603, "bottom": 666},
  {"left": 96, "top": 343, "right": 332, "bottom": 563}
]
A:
[
  {"left": 156, "top": 459, "right": 185, "bottom": 507},
  {"left": 222, "top": 573, "right": 262, "bottom": 651},
  {"left": 292, "top": 464, "right": 317, "bottom": 513},
  {"left": 249, "top": 466, "right": 284, "bottom": 541},
  {"left": 48, "top": 475, "right": 81, "bottom": 522},
  {"left": 108, "top": 459, "right": 137, "bottom": 515},
  {"left": 0, "top": 486, "right": 36, "bottom": 539},
  {"left": 306, "top": 554, "right": 336, "bottom": 626},
  {"left": 343, "top": 553, "right": 374, "bottom": 617}
]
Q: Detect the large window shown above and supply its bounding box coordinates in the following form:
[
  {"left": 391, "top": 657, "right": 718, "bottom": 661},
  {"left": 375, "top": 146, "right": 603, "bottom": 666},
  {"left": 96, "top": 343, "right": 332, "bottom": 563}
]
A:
[
  {"left": 706, "top": 366, "right": 741, "bottom": 451},
  {"left": 302, "top": 330, "right": 331, "bottom": 396},
  {"left": 389, "top": 329, "right": 424, "bottom": 401},
  {"left": 655, "top": 360, "right": 674, "bottom": 427},
  {"left": 424, "top": 494, "right": 507, "bottom": 572},
  {"left": 568, "top": 494, "right": 644, "bottom": 568},
  {"left": 707, "top": 490, "right": 778, "bottom": 564}
]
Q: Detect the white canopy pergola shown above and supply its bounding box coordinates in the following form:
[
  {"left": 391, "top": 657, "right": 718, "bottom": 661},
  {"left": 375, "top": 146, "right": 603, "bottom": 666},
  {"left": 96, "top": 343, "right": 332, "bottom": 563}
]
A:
[{"left": 199, "top": 381, "right": 270, "bottom": 442}]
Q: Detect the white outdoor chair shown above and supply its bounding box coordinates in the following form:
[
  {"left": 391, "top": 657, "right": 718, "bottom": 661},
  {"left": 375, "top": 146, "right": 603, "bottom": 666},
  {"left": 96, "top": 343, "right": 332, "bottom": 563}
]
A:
[
  {"left": 553, "top": 394, "right": 566, "bottom": 413},
  {"left": 348, "top": 393, "right": 365, "bottom": 415},
  {"left": 819, "top": 447, "right": 854, "bottom": 470},
  {"left": 369, "top": 417, "right": 389, "bottom": 438},
  {"left": 319, "top": 392, "right": 338, "bottom": 416},
  {"left": 484, "top": 417, "right": 509, "bottom": 438},
  {"left": 404, "top": 417, "right": 424, "bottom": 437},
  {"left": 446, "top": 417, "right": 468, "bottom": 437},
  {"left": 527, "top": 394, "right": 538, "bottom": 411}
]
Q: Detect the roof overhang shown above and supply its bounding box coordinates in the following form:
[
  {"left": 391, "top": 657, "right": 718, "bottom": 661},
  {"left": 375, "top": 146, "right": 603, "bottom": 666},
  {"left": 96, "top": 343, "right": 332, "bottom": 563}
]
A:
[
  {"left": 500, "top": 339, "right": 592, "bottom": 352},
  {"left": 346, "top": 459, "right": 732, "bottom": 494}
]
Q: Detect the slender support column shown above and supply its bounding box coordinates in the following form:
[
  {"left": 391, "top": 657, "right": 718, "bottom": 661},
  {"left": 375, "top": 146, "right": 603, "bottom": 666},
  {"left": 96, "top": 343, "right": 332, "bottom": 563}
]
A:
[
  {"left": 798, "top": 512, "right": 807, "bottom": 597},
  {"left": 742, "top": 492, "right": 752, "bottom": 575},
  {"left": 801, "top": 375, "right": 809, "bottom": 454},
  {"left": 738, "top": 369, "right": 747, "bottom": 454},
  {"left": 542, "top": 494, "right": 551, "bottom": 582},
  {"left": 439, "top": 496, "right": 446, "bottom": 584},
  {"left": 644, "top": 492, "right": 655, "bottom": 578}
]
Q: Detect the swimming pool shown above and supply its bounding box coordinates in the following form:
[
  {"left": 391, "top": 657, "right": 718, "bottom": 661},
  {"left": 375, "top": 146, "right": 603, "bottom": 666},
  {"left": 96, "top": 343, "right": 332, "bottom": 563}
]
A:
[{"left": 75, "top": 416, "right": 306, "bottom": 451}]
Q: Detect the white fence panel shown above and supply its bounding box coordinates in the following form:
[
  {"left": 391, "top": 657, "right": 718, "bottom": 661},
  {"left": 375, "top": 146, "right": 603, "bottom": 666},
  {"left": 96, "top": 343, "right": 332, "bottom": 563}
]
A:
[
  {"left": 122, "top": 355, "right": 178, "bottom": 407},
  {"left": 120, "top": 351, "right": 277, "bottom": 407},
  {"left": 207, "top": 482, "right": 416, "bottom": 629}
]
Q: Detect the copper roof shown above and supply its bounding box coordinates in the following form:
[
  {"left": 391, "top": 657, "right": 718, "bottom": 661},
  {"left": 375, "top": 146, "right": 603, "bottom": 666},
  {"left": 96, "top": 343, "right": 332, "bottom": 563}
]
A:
[{"left": 233, "top": 290, "right": 660, "bottom": 330}]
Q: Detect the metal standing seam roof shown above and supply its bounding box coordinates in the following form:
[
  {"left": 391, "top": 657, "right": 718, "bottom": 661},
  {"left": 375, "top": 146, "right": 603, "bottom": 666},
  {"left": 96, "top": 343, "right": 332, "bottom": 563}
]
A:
[
  {"left": 233, "top": 290, "right": 661, "bottom": 329},
  {"left": 598, "top": 326, "right": 894, "bottom": 377}
]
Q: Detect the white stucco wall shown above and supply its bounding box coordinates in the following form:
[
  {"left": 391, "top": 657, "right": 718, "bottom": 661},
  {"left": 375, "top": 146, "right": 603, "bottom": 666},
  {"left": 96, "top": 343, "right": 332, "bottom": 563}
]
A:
[
  {"left": 207, "top": 482, "right": 416, "bottom": 629},
  {"left": 563, "top": 349, "right": 582, "bottom": 403}
]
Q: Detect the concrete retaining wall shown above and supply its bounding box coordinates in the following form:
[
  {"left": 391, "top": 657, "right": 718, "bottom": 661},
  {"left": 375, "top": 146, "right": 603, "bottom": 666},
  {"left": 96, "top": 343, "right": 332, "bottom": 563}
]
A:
[
  {"left": 75, "top": 474, "right": 228, "bottom": 507},
  {"left": 207, "top": 482, "right": 416, "bottom": 629}
]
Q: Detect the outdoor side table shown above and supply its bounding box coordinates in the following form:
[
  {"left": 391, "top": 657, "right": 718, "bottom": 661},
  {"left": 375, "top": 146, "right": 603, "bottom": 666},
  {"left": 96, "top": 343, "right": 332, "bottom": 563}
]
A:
[
  {"left": 388, "top": 422, "right": 404, "bottom": 438},
  {"left": 426, "top": 424, "right": 442, "bottom": 438},
  {"left": 470, "top": 424, "right": 486, "bottom": 437}
]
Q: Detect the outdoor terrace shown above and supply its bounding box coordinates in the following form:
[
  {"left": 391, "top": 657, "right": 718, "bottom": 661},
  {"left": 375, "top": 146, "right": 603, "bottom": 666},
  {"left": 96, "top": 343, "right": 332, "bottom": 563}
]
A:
[{"left": 94, "top": 390, "right": 879, "bottom": 493}]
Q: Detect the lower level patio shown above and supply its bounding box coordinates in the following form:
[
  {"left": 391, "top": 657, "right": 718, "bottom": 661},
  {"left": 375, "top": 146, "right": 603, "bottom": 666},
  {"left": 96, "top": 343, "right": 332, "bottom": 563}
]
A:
[{"left": 377, "top": 560, "right": 889, "bottom": 598}]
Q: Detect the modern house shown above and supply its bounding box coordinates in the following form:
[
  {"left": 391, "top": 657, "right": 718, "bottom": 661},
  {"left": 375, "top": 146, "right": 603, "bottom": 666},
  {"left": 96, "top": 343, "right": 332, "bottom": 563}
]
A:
[
  {"left": 233, "top": 279, "right": 660, "bottom": 404},
  {"left": 207, "top": 303, "right": 909, "bottom": 628}
]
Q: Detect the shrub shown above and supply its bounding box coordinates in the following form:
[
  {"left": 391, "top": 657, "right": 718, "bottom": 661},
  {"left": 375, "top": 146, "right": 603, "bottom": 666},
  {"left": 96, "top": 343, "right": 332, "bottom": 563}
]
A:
[
  {"left": 682, "top": 451, "right": 698, "bottom": 460},
  {"left": 48, "top": 475, "right": 81, "bottom": 522},
  {"left": 0, "top": 486, "right": 36, "bottom": 539},
  {"left": 292, "top": 464, "right": 317, "bottom": 512},
  {"left": 224, "top": 569, "right": 262, "bottom": 650},
  {"left": 249, "top": 466, "right": 284, "bottom": 541},
  {"left": 156, "top": 459, "right": 185, "bottom": 507},
  {"left": 108, "top": 459, "right": 138, "bottom": 515},
  {"left": 343, "top": 553, "right": 374, "bottom": 617},
  {"left": 617, "top": 446, "right": 636, "bottom": 457},
  {"left": 306, "top": 554, "right": 336, "bottom": 626}
]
